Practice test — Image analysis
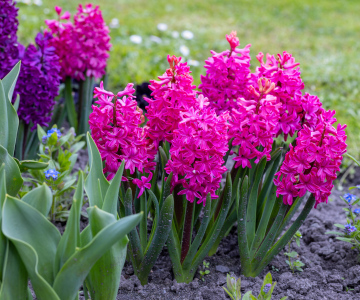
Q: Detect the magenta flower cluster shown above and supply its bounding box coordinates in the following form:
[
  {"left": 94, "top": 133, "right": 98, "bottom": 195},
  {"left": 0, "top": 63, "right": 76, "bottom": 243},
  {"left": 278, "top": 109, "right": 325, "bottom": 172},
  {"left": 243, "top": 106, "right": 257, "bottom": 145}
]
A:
[
  {"left": 145, "top": 55, "right": 198, "bottom": 146},
  {"left": 274, "top": 110, "right": 347, "bottom": 207},
  {"left": 0, "top": 0, "right": 21, "bottom": 79},
  {"left": 199, "top": 31, "right": 251, "bottom": 115},
  {"left": 89, "top": 82, "right": 155, "bottom": 182},
  {"left": 89, "top": 31, "right": 347, "bottom": 208},
  {"left": 165, "top": 95, "right": 229, "bottom": 205},
  {"left": 15, "top": 32, "right": 61, "bottom": 129},
  {"left": 45, "top": 4, "right": 111, "bottom": 81},
  {"left": 228, "top": 78, "right": 280, "bottom": 168}
]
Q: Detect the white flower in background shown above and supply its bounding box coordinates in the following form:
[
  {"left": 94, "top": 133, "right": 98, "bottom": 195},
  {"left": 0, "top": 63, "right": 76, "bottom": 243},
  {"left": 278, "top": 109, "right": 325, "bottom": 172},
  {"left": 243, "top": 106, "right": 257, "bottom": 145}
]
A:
[
  {"left": 43, "top": 8, "right": 50, "bottom": 14},
  {"left": 33, "top": 0, "right": 42, "bottom": 6},
  {"left": 150, "top": 36, "right": 162, "bottom": 44},
  {"left": 130, "top": 35, "right": 142, "bottom": 44},
  {"left": 179, "top": 45, "right": 190, "bottom": 56},
  {"left": 181, "top": 30, "right": 194, "bottom": 40},
  {"left": 188, "top": 59, "right": 200, "bottom": 67},
  {"left": 172, "top": 31, "right": 179, "bottom": 38},
  {"left": 157, "top": 23, "right": 168, "bottom": 31},
  {"left": 110, "top": 18, "right": 119, "bottom": 28}
]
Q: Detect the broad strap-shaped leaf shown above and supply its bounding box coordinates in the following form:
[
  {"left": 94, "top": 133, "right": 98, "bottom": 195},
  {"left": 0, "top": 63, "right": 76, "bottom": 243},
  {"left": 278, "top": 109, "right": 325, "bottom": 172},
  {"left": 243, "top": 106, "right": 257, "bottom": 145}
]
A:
[
  {"left": 0, "top": 145, "right": 23, "bottom": 196},
  {"left": 182, "top": 194, "right": 211, "bottom": 270},
  {"left": 237, "top": 176, "right": 250, "bottom": 272},
  {"left": 85, "top": 206, "right": 128, "bottom": 299},
  {"left": 22, "top": 183, "right": 52, "bottom": 217},
  {"left": 137, "top": 194, "right": 174, "bottom": 285},
  {"left": 2, "top": 196, "right": 61, "bottom": 299},
  {"left": 246, "top": 157, "right": 266, "bottom": 249},
  {"left": 0, "top": 165, "right": 7, "bottom": 279},
  {"left": 0, "top": 76, "right": 19, "bottom": 156},
  {"left": 85, "top": 133, "right": 109, "bottom": 207},
  {"left": 52, "top": 211, "right": 142, "bottom": 300},
  {"left": 78, "top": 76, "right": 95, "bottom": 134},
  {"left": 102, "top": 160, "right": 125, "bottom": 217},
  {"left": 190, "top": 173, "right": 232, "bottom": 275},
  {"left": 54, "top": 172, "right": 84, "bottom": 274},
  {"left": 124, "top": 188, "right": 143, "bottom": 271}
]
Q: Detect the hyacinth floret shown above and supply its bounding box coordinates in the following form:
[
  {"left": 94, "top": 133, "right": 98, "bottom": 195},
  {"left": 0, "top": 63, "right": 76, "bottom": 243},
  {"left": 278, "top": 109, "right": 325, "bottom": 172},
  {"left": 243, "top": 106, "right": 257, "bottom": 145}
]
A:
[
  {"left": 145, "top": 55, "right": 198, "bottom": 146},
  {"left": 274, "top": 110, "right": 347, "bottom": 207},
  {"left": 0, "top": 0, "right": 21, "bottom": 79},
  {"left": 15, "top": 32, "right": 61, "bottom": 129},
  {"left": 229, "top": 78, "right": 280, "bottom": 168},
  {"left": 199, "top": 31, "right": 251, "bottom": 115},
  {"left": 165, "top": 95, "right": 229, "bottom": 206},
  {"left": 89, "top": 82, "right": 155, "bottom": 186},
  {"left": 45, "top": 4, "right": 111, "bottom": 80}
]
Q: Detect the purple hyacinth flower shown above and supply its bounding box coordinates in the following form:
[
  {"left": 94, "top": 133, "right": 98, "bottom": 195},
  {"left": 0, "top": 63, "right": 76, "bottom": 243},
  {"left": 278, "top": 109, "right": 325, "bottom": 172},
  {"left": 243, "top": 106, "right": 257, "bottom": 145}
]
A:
[
  {"left": 15, "top": 32, "right": 61, "bottom": 129},
  {"left": 0, "top": 0, "right": 21, "bottom": 79}
]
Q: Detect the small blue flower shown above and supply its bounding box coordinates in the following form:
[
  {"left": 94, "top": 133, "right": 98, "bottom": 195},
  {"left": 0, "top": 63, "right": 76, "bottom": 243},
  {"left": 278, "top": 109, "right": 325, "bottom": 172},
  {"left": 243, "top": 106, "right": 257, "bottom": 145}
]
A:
[
  {"left": 344, "top": 223, "right": 356, "bottom": 235},
  {"left": 263, "top": 283, "right": 272, "bottom": 294},
  {"left": 356, "top": 185, "right": 360, "bottom": 189},
  {"left": 47, "top": 128, "right": 62, "bottom": 138},
  {"left": 354, "top": 208, "right": 360, "bottom": 215},
  {"left": 42, "top": 135, "right": 48, "bottom": 145},
  {"left": 343, "top": 193, "right": 357, "bottom": 203},
  {"left": 44, "top": 169, "right": 60, "bottom": 180}
]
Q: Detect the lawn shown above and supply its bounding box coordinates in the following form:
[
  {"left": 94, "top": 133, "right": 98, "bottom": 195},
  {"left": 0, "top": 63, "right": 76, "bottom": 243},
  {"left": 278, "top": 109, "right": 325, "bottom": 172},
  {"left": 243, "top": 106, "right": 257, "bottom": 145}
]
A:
[{"left": 17, "top": 0, "right": 360, "bottom": 156}]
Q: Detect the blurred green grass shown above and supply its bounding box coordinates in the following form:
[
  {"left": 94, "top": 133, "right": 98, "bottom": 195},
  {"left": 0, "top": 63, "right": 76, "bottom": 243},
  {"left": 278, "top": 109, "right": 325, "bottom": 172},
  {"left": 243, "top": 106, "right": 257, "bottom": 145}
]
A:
[{"left": 17, "top": 0, "right": 360, "bottom": 156}]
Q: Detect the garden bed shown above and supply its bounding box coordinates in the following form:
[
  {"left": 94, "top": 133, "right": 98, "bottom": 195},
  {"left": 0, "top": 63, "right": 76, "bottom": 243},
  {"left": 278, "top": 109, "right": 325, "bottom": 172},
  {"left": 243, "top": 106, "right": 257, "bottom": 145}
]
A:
[
  {"left": 110, "top": 187, "right": 359, "bottom": 300},
  {"left": 45, "top": 149, "right": 360, "bottom": 300}
]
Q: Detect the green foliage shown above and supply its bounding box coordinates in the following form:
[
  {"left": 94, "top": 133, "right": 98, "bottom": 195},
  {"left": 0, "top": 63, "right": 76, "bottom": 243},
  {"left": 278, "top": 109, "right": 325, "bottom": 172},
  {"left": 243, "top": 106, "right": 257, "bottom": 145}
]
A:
[
  {"left": 237, "top": 150, "right": 314, "bottom": 277},
  {"left": 223, "top": 272, "right": 287, "bottom": 300},
  {"left": 284, "top": 231, "right": 305, "bottom": 273},
  {"left": 199, "top": 260, "right": 210, "bottom": 281},
  {"left": 326, "top": 180, "right": 360, "bottom": 262}
]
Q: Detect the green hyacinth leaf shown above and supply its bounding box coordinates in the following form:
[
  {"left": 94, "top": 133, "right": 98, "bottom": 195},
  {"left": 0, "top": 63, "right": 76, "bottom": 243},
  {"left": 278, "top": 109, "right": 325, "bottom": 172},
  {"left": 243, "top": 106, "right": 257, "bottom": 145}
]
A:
[
  {"left": 102, "top": 160, "right": 125, "bottom": 217},
  {"left": 85, "top": 133, "right": 109, "bottom": 207},
  {"left": 21, "top": 183, "right": 52, "bottom": 217},
  {"left": 0, "top": 73, "right": 19, "bottom": 156},
  {"left": 85, "top": 206, "right": 128, "bottom": 299},
  {"left": 137, "top": 194, "right": 174, "bottom": 285},
  {"left": 54, "top": 172, "right": 84, "bottom": 274},
  {"left": 0, "top": 145, "right": 23, "bottom": 197},
  {"left": 2, "top": 196, "right": 61, "bottom": 299},
  {"left": 53, "top": 212, "right": 142, "bottom": 300}
]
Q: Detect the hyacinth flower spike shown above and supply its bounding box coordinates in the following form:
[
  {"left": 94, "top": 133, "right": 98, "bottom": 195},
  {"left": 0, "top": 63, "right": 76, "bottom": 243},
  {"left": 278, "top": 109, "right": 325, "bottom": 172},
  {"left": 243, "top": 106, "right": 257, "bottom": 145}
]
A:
[
  {"left": 45, "top": 4, "right": 111, "bottom": 134},
  {"left": 88, "top": 82, "right": 173, "bottom": 285}
]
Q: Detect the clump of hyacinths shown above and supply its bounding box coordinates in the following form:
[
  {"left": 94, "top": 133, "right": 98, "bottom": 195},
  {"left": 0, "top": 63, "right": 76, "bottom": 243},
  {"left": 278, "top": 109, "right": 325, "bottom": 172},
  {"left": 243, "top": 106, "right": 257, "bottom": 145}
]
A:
[
  {"left": 0, "top": 1, "right": 62, "bottom": 160},
  {"left": 326, "top": 188, "right": 360, "bottom": 261},
  {"left": 46, "top": 4, "right": 111, "bottom": 134},
  {"left": 88, "top": 31, "right": 347, "bottom": 283}
]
